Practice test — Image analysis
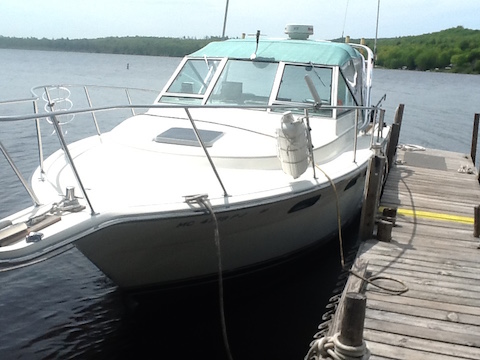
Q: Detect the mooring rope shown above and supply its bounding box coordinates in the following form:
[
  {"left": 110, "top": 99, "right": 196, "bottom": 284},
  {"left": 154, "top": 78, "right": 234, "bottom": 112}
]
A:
[
  {"left": 314, "top": 164, "right": 409, "bottom": 293},
  {"left": 185, "top": 194, "right": 234, "bottom": 360},
  {"left": 306, "top": 333, "right": 371, "bottom": 360},
  {"left": 306, "top": 156, "right": 410, "bottom": 359},
  {"left": 397, "top": 143, "right": 425, "bottom": 151},
  {"left": 314, "top": 164, "right": 345, "bottom": 269}
]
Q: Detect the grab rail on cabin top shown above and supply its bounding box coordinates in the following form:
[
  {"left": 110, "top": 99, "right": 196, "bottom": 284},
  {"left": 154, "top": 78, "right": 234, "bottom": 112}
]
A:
[
  {"left": 350, "top": 43, "right": 375, "bottom": 110},
  {"left": 0, "top": 85, "right": 384, "bottom": 216}
]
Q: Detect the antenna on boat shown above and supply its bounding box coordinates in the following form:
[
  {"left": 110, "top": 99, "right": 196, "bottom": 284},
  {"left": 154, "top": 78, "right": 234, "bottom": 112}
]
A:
[
  {"left": 341, "top": 0, "right": 350, "bottom": 40},
  {"left": 373, "top": 0, "right": 381, "bottom": 60},
  {"left": 250, "top": 30, "right": 261, "bottom": 60},
  {"left": 222, "top": 0, "right": 229, "bottom": 38}
]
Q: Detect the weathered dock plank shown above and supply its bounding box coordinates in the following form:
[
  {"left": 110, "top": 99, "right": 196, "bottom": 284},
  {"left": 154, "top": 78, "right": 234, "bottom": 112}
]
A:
[
  {"left": 366, "top": 298, "right": 480, "bottom": 326},
  {"left": 367, "top": 292, "right": 480, "bottom": 317},
  {"left": 381, "top": 190, "right": 479, "bottom": 212},
  {"left": 366, "top": 256, "right": 480, "bottom": 281},
  {"left": 329, "top": 146, "right": 480, "bottom": 359},
  {"left": 365, "top": 330, "right": 480, "bottom": 360}
]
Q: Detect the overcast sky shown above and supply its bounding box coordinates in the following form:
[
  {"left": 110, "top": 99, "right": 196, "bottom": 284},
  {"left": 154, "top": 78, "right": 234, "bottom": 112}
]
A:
[{"left": 1, "top": 0, "right": 479, "bottom": 40}]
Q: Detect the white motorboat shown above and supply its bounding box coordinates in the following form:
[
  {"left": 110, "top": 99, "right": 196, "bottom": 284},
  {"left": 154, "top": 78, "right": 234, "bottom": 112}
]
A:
[{"left": 0, "top": 25, "right": 389, "bottom": 291}]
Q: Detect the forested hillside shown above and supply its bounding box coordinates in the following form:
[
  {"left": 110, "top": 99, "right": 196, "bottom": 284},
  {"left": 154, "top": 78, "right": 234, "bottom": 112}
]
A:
[
  {"left": 1, "top": 26, "right": 479, "bottom": 73},
  {"left": 0, "top": 36, "right": 218, "bottom": 57},
  {"left": 363, "top": 26, "right": 480, "bottom": 73}
]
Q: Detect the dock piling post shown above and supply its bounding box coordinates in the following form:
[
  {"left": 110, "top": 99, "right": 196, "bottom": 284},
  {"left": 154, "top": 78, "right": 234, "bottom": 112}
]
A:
[
  {"left": 339, "top": 293, "right": 367, "bottom": 347},
  {"left": 474, "top": 205, "right": 480, "bottom": 238},
  {"left": 333, "top": 292, "right": 369, "bottom": 359},
  {"left": 377, "top": 220, "right": 393, "bottom": 242},
  {"left": 360, "top": 155, "right": 386, "bottom": 240},
  {"left": 471, "top": 113, "right": 480, "bottom": 167},
  {"left": 386, "top": 104, "right": 404, "bottom": 171}
]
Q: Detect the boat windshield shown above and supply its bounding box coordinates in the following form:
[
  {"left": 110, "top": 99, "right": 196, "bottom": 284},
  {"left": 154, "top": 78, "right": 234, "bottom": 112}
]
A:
[
  {"left": 277, "top": 64, "right": 332, "bottom": 104},
  {"left": 160, "top": 59, "right": 221, "bottom": 104},
  {"left": 159, "top": 58, "right": 336, "bottom": 115},
  {"left": 207, "top": 60, "right": 278, "bottom": 105},
  {"left": 273, "top": 64, "right": 333, "bottom": 116}
]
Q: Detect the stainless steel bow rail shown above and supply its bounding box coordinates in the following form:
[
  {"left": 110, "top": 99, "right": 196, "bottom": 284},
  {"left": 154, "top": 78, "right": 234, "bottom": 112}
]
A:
[{"left": 1, "top": 84, "right": 385, "bottom": 216}]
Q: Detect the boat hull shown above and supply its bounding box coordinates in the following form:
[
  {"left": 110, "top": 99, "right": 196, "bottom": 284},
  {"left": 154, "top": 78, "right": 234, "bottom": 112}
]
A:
[{"left": 74, "top": 166, "right": 367, "bottom": 291}]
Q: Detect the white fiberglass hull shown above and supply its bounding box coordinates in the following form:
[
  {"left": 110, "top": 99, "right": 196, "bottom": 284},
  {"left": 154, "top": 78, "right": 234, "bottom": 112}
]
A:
[{"left": 73, "top": 167, "right": 366, "bottom": 290}]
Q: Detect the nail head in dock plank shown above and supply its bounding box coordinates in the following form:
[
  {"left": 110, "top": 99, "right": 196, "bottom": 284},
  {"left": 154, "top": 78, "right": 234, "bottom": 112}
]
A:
[{"left": 335, "top": 147, "right": 480, "bottom": 359}]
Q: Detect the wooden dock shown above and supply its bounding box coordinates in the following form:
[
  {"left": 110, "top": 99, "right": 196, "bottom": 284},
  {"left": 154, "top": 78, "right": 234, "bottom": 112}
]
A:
[{"left": 330, "top": 146, "right": 480, "bottom": 359}]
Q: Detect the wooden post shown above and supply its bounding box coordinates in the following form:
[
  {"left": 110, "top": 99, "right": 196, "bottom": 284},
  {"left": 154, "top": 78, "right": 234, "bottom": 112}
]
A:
[
  {"left": 393, "top": 104, "right": 405, "bottom": 127},
  {"left": 474, "top": 205, "right": 480, "bottom": 238},
  {"left": 377, "top": 220, "right": 393, "bottom": 242},
  {"left": 386, "top": 104, "right": 404, "bottom": 171},
  {"left": 471, "top": 113, "right": 479, "bottom": 166},
  {"left": 338, "top": 293, "right": 367, "bottom": 347},
  {"left": 360, "top": 155, "right": 386, "bottom": 241},
  {"left": 382, "top": 207, "right": 397, "bottom": 225},
  {"left": 328, "top": 257, "right": 368, "bottom": 338}
]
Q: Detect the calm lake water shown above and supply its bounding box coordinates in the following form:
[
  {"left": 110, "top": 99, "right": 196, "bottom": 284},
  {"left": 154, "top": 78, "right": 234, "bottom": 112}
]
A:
[{"left": 0, "top": 48, "right": 479, "bottom": 359}]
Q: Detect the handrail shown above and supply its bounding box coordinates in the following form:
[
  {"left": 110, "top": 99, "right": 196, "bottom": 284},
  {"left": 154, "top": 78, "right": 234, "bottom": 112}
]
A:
[
  {"left": 349, "top": 43, "right": 374, "bottom": 107},
  {"left": 125, "top": 88, "right": 136, "bottom": 116},
  {"left": 83, "top": 86, "right": 101, "bottom": 136},
  {"left": 0, "top": 139, "right": 41, "bottom": 206},
  {"left": 1, "top": 84, "right": 383, "bottom": 215},
  {"left": 43, "top": 88, "right": 97, "bottom": 215},
  {"left": 350, "top": 43, "right": 376, "bottom": 130},
  {"left": 0, "top": 103, "right": 379, "bottom": 123},
  {"left": 353, "top": 110, "right": 359, "bottom": 163},
  {"left": 33, "top": 100, "right": 45, "bottom": 179},
  {"left": 0, "top": 96, "right": 43, "bottom": 205},
  {"left": 0, "top": 97, "right": 35, "bottom": 105},
  {"left": 185, "top": 108, "right": 229, "bottom": 197},
  {"left": 29, "top": 83, "right": 158, "bottom": 99}
]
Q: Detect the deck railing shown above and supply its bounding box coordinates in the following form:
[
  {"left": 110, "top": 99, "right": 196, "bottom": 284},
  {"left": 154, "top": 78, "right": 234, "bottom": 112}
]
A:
[{"left": 0, "top": 84, "right": 384, "bottom": 216}]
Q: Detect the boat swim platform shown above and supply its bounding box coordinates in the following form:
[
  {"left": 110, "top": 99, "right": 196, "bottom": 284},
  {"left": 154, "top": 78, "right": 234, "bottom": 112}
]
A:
[{"left": 320, "top": 146, "right": 480, "bottom": 360}]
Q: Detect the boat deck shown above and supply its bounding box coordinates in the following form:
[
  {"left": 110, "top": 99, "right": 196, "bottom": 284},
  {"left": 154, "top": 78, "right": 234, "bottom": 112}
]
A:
[{"left": 329, "top": 147, "right": 480, "bottom": 359}]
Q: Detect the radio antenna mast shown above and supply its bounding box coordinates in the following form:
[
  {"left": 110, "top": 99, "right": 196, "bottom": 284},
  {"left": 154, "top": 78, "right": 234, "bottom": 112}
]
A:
[
  {"left": 374, "top": 0, "right": 381, "bottom": 60},
  {"left": 222, "top": 0, "right": 230, "bottom": 39},
  {"left": 341, "top": 0, "right": 349, "bottom": 40}
]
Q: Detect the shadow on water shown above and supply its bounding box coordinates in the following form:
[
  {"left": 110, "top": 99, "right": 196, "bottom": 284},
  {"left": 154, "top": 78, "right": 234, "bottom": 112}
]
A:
[
  {"left": 0, "top": 216, "right": 361, "bottom": 360},
  {"left": 115, "top": 216, "right": 361, "bottom": 360}
]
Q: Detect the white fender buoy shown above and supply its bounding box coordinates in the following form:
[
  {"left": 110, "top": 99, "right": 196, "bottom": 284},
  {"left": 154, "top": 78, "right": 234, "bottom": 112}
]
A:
[{"left": 276, "top": 111, "right": 310, "bottom": 178}]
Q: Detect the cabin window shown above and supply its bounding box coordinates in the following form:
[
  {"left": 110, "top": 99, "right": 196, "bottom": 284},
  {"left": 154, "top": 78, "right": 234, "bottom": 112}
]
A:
[
  {"left": 341, "top": 59, "right": 364, "bottom": 105},
  {"left": 165, "top": 59, "right": 220, "bottom": 96},
  {"left": 274, "top": 64, "right": 332, "bottom": 116},
  {"left": 207, "top": 60, "right": 278, "bottom": 105},
  {"left": 277, "top": 65, "right": 332, "bottom": 105},
  {"left": 337, "top": 72, "right": 355, "bottom": 113}
]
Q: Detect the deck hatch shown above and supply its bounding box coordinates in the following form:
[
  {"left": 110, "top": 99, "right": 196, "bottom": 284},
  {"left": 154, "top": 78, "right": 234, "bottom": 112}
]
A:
[{"left": 154, "top": 127, "right": 224, "bottom": 147}]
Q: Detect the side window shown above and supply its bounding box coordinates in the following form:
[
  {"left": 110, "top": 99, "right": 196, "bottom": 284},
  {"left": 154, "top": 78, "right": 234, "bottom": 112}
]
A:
[
  {"left": 277, "top": 65, "right": 332, "bottom": 104},
  {"left": 337, "top": 73, "right": 355, "bottom": 107}
]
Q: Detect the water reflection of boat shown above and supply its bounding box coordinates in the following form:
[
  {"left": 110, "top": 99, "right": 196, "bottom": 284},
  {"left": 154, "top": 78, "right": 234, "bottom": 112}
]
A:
[{"left": 0, "top": 25, "right": 389, "bottom": 291}]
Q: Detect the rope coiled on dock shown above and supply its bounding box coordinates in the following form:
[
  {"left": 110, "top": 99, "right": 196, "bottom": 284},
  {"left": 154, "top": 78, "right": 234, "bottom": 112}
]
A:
[{"left": 397, "top": 143, "right": 425, "bottom": 151}]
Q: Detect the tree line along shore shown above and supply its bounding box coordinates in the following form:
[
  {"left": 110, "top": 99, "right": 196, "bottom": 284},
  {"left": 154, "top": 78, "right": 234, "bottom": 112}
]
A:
[{"left": 1, "top": 26, "right": 479, "bottom": 74}]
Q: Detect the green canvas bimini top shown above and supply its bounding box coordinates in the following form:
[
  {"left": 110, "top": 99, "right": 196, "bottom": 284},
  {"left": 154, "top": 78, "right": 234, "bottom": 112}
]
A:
[{"left": 189, "top": 38, "right": 361, "bottom": 66}]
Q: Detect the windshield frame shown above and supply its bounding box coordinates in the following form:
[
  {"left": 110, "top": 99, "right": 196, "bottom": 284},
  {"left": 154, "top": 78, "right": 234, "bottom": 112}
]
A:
[
  {"left": 157, "top": 56, "right": 349, "bottom": 120},
  {"left": 206, "top": 59, "right": 279, "bottom": 106},
  {"left": 157, "top": 57, "right": 227, "bottom": 105}
]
